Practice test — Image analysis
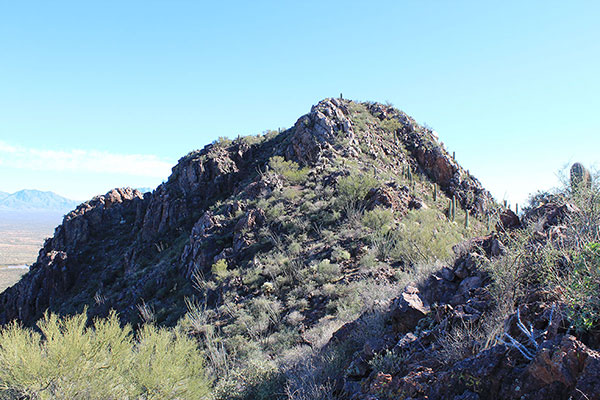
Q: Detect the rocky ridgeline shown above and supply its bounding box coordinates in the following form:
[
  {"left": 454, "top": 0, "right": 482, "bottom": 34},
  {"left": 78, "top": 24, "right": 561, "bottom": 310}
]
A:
[{"left": 0, "top": 98, "right": 493, "bottom": 327}]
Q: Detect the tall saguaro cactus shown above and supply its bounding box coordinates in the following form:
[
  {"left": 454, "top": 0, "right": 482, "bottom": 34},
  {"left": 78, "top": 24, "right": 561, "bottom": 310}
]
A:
[{"left": 570, "top": 162, "right": 591, "bottom": 193}]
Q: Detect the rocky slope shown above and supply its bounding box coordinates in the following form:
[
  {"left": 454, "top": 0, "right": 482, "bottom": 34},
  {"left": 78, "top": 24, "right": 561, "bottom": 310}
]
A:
[
  {"left": 0, "top": 98, "right": 492, "bottom": 327},
  {"left": 334, "top": 203, "right": 600, "bottom": 399}
]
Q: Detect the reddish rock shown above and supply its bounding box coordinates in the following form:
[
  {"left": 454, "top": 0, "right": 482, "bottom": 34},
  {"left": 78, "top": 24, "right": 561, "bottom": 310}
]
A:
[
  {"left": 527, "top": 335, "right": 589, "bottom": 387},
  {"left": 370, "top": 372, "right": 392, "bottom": 392},
  {"left": 365, "top": 185, "right": 410, "bottom": 213},
  {"left": 497, "top": 209, "right": 521, "bottom": 231}
]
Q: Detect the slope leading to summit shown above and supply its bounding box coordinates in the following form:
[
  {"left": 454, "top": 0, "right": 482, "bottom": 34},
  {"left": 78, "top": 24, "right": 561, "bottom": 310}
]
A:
[{"left": 0, "top": 98, "right": 495, "bottom": 327}]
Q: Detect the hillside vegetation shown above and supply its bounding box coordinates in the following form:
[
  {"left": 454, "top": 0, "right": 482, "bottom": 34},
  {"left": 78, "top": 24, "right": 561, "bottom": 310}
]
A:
[{"left": 0, "top": 99, "right": 597, "bottom": 399}]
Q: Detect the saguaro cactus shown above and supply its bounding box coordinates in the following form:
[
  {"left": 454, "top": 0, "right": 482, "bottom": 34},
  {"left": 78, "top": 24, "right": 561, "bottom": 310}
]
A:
[
  {"left": 451, "top": 195, "right": 456, "bottom": 222},
  {"left": 570, "top": 162, "right": 591, "bottom": 193}
]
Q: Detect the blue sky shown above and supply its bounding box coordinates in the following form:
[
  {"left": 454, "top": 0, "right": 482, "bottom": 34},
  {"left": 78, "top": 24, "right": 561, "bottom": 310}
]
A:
[{"left": 1, "top": 1, "right": 598, "bottom": 205}]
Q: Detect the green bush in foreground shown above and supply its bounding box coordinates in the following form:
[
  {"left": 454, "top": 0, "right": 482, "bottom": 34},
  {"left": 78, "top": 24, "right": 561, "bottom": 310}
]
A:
[{"left": 0, "top": 310, "right": 211, "bottom": 400}]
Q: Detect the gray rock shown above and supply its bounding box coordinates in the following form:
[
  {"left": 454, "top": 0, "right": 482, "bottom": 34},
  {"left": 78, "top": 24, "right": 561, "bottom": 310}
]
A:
[
  {"left": 458, "top": 276, "right": 483, "bottom": 294},
  {"left": 390, "top": 286, "right": 430, "bottom": 333}
]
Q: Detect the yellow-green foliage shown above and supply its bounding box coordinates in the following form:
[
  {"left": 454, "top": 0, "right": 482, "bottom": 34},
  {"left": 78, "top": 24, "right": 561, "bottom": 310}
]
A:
[
  {"left": 0, "top": 310, "right": 211, "bottom": 400},
  {"left": 362, "top": 207, "right": 394, "bottom": 233},
  {"left": 212, "top": 259, "right": 230, "bottom": 280},
  {"left": 371, "top": 208, "right": 467, "bottom": 265},
  {"left": 380, "top": 119, "right": 401, "bottom": 135},
  {"left": 268, "top": 156, "right": 309, "bottom": 184},
  {"left": 336, "top": 172, "right": 379, "bottom": 213}
]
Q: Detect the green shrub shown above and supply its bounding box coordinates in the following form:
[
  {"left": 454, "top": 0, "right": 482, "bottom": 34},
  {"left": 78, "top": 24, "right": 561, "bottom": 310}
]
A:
[
  {"left": 370, "top": 208, "right": 465, "bottom": 265},
  {"left": 0, "top": 310, "right": 211, "bottom": 399},
  {"left": 212, "top": 259, "right": 230, "bottom": 280},
  {"left": 331, "top": 247, "right": 351, "bottom": 262},
  {"left": 269, "top": 156, "right": 310, "bottom": 184},
  {"left": 315, "top": 259, "right": 340, "bottom": 284},
  {"left": 362, "top": 207, "right": 394, "bottom": 233},
  {"left": 368, "top": 349, "right": 406, "bottom": 374},
  {"left": 336, "top": 172, "right": 379, "bottom": 216},
  {"left": 380, "top": 119, "right": 401, "bottom": 135},
  {"left": 558, "top": 242, "right": 600, "bottom": 332}
]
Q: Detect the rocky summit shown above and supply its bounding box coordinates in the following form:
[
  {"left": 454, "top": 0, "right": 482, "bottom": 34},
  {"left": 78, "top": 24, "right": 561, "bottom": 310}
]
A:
[{"left": 0, "top": 98, "right": 598, "bottom": 400}]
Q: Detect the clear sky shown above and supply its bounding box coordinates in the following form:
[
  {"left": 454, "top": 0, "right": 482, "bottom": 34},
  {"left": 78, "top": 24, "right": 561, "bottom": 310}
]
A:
[{"left": 1, "top": 1, "right": 598, "bottom": 205}]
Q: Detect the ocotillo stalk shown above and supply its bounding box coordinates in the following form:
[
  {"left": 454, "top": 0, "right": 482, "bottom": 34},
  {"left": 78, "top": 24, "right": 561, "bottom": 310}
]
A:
[
  {"left": 451, "top": 195, "right": 456, "bottom": 222},
  {"left": 433, "top": 183, "right": 437, "bottom": 202}
]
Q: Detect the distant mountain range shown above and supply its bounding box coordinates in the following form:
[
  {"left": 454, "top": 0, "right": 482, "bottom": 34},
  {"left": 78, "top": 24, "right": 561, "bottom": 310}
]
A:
[{"left": 0, "top": 190, "right": 79, "bottom": 212}]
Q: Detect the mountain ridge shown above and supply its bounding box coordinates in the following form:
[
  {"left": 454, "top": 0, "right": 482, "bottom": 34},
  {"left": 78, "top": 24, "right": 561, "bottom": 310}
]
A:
[{"left": 0, "top": 189, "right": 79, "bottom": 212}]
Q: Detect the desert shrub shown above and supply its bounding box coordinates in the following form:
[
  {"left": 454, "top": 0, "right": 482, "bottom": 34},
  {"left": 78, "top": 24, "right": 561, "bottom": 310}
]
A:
[
  {"left": 213, "top": 136, "right": 233, "bottom": 147},
  {"left": 238, "top": 134, "right": 265, "bottom": 146},
  {"left": 369, "top": 349, "right": 407, "bottom": 374},
  {"left": 212, "top": 259, "right": 230, "bottom": 281},
  {"left": 269, "top": 156, "right": 310, "bottom": 184},
  {"left": 380, "top": 118, "right": 402, "bottom": 135},
  {"left": 336, "top": 172, "right": 379, "bottom": 218},
  {"left": 361, "top": 207, "right": 394, "bottom": 232},
  {"left": 371, "top": 208, "right": 465, "bottom": 265},
  {"left": 435, "top": 320, "right": 490, "bottom": 365},
  {"left": 358, "top": 250, "right": 378, "bottom": 273},
  {"left": 348, "top": 102, "right": 377, "bottom": 133},
  {"left": 331, "top": 246, "right": 351, "bottom": 262},
  {"left": 484, "top": 169, "right": 600, "bottom": 336},
  {"left": 0, "top": 310, "right": 211, "bottom": 400},
  {"left": 558, "top": 243, "right": 600, "bottom": 331},
  {"left": 314, "top": 259, "right": 340, "bottom": 284}
]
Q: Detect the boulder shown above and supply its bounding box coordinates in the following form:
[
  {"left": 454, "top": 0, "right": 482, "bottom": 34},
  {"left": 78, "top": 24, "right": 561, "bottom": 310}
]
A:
[
  {"left": 497, "top": 209, "right": 521, "bottom": 231},
  {"left": 390, "top": 286, "right": 430, "bottom": 333}
]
